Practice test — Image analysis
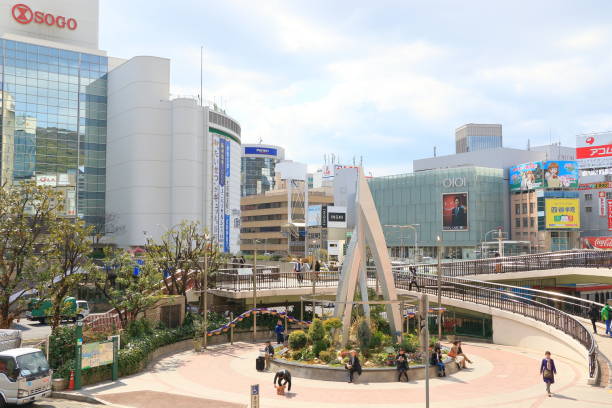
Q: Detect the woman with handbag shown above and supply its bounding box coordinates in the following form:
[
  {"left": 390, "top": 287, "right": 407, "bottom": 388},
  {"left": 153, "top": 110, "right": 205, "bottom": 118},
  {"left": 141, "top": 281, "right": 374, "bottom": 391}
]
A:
[{"left": 539, "top": 351, "right": 557, "bottom": 397}]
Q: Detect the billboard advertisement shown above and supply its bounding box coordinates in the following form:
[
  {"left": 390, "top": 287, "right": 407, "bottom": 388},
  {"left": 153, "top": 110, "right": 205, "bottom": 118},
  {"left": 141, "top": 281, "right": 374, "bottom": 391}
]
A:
[
  {"left": 545, "top": 198, "right": 580, "bottom": 228},
  {"left": 327, "top": 206, "right": 347, "bottom": 228},
  {"left": 244, "top": 146, "right": 278, "bottom": 156},
  {"left": 582, "top": 237, "right": 612, "bottom": 250},
  {"left": 608, "top": 200, "right": 612, "bottom": 231},
  {"left": 576, "top": 132, "right": 612, "bottom": 169},
  {"left": 509, "top": 162, "right": 543, "bottom": 191},
  {"left": 542, "top": 161, "right": 578, "bottom": 188},
  {"left": 442, "top": 193, "right": 468, "bottom": 231},
  {"left": 307, "top": 205, "right": 323, "bottom": 227}
]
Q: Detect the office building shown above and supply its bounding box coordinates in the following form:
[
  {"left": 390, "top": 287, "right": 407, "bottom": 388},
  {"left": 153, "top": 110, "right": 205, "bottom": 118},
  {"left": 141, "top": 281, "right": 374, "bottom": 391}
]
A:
[
  {"left": 455, "top": 123, "right": 502, "bottom": 153},
  {"left": 0, "top": 1, "right": 106, "bottom": 228},
  {"left": 240, "top": 188, "right": 334, "bottom": 256},
  {"left": 369, "top": 167, "right": 506, "bottom": 259},
  {"left": 241, "top": 144, "right": 285, "bottom": 197}
]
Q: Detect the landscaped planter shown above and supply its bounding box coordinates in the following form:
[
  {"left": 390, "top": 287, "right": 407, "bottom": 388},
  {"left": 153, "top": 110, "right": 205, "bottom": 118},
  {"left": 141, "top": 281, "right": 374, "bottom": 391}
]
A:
[
  {"left": 270, "top": 357, "right": 459, "bottom": 383},
  {"left": 52, "top": 378, "right": 67, "bottom": 391}
]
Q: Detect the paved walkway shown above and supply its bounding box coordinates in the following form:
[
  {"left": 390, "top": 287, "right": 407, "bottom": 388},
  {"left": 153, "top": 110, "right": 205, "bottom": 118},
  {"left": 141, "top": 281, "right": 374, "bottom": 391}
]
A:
[{"left": 70, "top": 342, "right": 611, "bottom": 408}]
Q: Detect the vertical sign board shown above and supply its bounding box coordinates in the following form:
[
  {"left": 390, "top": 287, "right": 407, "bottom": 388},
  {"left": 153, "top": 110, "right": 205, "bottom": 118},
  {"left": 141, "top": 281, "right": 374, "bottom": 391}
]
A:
[
  {"left": 211, "top": 136, "right": 220, "bottom": 242},
  {"left": 218, "top": 139, "right": 226, "bottom": 252},
  {"left": 321, "top": 205, "right": 328, "bottom": 228},
  {"left": 250, "top": 384, "right": 259, "bottom": 408},
  {"left": 224, "top": 139, "right": 231, "bottom": 252},
  {"left": 608, "top": 200, "right": 612, "bottom": 231},
  {"left": 599, "top": 192, "right": 607, "bottom": 217}
]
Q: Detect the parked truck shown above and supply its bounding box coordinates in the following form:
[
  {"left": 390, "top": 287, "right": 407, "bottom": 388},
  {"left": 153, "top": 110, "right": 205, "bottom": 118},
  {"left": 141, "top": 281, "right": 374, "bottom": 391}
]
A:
[
  {"left": 26, "top": 297, "right": 90, "bottom": 324},
  {"left": 0, "top": 330, "right": 52, "bottom": 406}
]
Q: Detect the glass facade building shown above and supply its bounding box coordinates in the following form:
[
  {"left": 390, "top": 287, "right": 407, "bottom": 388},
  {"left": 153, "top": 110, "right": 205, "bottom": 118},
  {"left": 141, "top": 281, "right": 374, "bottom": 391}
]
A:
[
  {"left": 0, "top": 39, "right": 107, "bottom": 228},
  {"left": 240, "top": 144, "right": 284, "bottom": 197},
  {"left": 369, "top": 167, "right": 505, "bottom": 259},
  {"left": 455, "top": 124, "right": 502, "bottom": 153}
]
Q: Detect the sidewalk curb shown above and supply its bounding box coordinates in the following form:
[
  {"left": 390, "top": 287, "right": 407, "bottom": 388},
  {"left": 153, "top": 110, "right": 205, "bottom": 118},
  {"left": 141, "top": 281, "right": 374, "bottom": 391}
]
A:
[{"left": 52, "top": 391, "right": 106, "bottom": 404}]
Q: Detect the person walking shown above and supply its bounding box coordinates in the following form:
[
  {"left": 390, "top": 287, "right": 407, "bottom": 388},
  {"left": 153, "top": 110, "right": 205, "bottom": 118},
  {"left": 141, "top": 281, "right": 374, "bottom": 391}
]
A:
[
  {"left": 264, "top": 341, "right": 274, "bottom": 370},
  {"left": 589, "top": 303, "right": 599, "bottom": 334},
  {"left": 314, "top": 260, "right": 321, "bottom": 281},
  {"left": 274, "top": 369, "right": 292, "bottom": 392},
  {"left": 294, "top": 260, "right": 304, "bottom": 284},
  {"left": 540, "top": 351, "right": 557, "bottom": 397},
  {"left": 274, "top": 320, "right": 285, "bottom": 345},
  {"left": 345, "top": 350, "right": 362, "bottom": 383},
  {"left": 396, "top": 348, "right": 410, "bottom": 382},
  {"left": 602, "top": 302, "right": 612, "bottom": 336},
  {"left": 408, "top": 266, "right": 420, "bottom": 291}
]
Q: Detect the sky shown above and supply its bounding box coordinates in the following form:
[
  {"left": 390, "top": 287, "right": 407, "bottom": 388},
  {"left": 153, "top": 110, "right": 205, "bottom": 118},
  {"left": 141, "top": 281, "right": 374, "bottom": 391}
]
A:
[{"left": 100, "top": 0, "right": 612, "bottom": 176}]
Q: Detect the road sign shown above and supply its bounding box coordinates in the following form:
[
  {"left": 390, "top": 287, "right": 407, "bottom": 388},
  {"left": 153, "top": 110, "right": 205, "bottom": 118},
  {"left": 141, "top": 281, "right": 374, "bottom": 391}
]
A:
[{"left": 250, "top": 384, "right": 259, "bottom": 408}]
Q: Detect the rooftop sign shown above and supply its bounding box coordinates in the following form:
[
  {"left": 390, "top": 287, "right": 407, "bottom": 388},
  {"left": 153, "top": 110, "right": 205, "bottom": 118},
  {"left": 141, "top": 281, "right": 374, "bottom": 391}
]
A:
[{"left": 12, "top": 3, "right": 77, "bottom": 30}]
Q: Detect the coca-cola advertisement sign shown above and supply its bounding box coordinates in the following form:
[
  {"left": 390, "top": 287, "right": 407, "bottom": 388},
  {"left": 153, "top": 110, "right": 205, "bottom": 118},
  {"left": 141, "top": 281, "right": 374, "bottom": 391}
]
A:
[{"left": 582, "top": 237, "right": 612, "bottom": 250}]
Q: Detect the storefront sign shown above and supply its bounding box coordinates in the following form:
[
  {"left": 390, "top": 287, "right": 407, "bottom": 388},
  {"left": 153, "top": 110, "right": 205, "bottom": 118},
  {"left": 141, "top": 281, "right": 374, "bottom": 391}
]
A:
[
  {"left": 327, "top": 206, "right": 347, "bottom": 228},
  {"left": 582, "top": 237, "right": 612, "bottom": 250},
  {"left": 608, "top": 200, "right": 612, "bottom": 231},
  {"left": 545, "top": 198, "right": 580, "bottom": 229},
  {"left": 244, "top": 146, "right": 277, "bottom": 156},
  {"left": 579, "top": 181, "right": 612, "bottom": 190},
  {"left": 576, "top": 132, "right": 612, "bottom": 169},
  {"left": 599, "top": 192, "right": 607, "bottom": 217},
  {"left": 442, "top": 177, "right": 466, "bottom": 188},
  {"left": 12, "top": 3, "right": 78, "bottom": 30},
  {"left": 36, "top": 174, "right": 57, "bottom": 186}
]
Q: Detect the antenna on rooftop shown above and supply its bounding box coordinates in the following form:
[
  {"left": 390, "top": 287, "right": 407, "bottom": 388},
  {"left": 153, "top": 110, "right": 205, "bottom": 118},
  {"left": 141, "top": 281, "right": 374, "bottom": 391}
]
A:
[{"left": 434, "top": 146, "right": 437, "bottom": 157}]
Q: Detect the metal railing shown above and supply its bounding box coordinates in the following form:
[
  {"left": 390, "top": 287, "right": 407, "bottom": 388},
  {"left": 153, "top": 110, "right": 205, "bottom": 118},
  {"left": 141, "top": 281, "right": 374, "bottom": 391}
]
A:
[
  {"left": 428, "top": 250, "right": 612, "bottom": 277},
  {"left": 401, "top": 273, "right": 598, "bottom": 379},
  {"left": 212, "top": 269, "right": 345, "bottom": 292}
]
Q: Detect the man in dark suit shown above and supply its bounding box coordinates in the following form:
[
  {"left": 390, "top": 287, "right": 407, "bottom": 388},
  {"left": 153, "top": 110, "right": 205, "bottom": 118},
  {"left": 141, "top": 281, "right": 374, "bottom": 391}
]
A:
[
  {"left": 345, "top": 350, "right": 362, "bottom": 383},
  {"left": 451, "top": 197, "right": 467, "bottom": 229},
  {"left": 274, "top": 369, "right": 292, "bottom": 391}
]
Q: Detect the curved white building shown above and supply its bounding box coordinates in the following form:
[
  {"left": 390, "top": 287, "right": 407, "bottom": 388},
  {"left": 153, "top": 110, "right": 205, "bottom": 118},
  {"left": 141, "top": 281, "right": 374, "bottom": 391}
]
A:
[{"left": 106, "top": 56, "right": 241, "bottom": 252}]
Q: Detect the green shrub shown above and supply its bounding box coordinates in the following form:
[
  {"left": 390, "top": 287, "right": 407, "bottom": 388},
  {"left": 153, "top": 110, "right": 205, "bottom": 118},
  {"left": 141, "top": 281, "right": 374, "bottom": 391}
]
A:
[
  {"left": 369, "top": 331, "right": 385, "bottom": 349},
  {"left": 301, "top": 348, "right": 315, "bottom": 361},
  {"left": 319, "top": 350, "right": 335, "bottom": 363},
  {"left": 291, "top": 350, "right": 303, "bottom": 360},
  {"left": 308, "top": 318, "right": 325, "bottom": 343},
  {"left": 323, "top": 318, "right": 342, "bottom": 334},
  {"left": 357, "top": 319, "right": 372, "bottom": 355},
  {"left": 397, "top": 333, "right": 419, "bottom": 353},
  {"left": 288, "top": 330, "right": 308, "bottom": 350},
  {"left": 312, "top": 338, "right": 330, "bottom": 357}
]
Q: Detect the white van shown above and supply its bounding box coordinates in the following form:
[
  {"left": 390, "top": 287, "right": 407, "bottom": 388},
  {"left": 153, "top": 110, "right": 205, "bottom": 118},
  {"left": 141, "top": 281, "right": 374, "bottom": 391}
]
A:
[{"left": 0, "top": 330, "right": 52, "bottom": 406}]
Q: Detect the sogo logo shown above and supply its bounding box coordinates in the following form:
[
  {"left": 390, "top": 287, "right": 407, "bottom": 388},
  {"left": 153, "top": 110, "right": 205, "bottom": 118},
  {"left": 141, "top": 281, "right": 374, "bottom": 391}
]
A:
[{"left": 12, "top": 4, "right": 77, "bottom": 30}]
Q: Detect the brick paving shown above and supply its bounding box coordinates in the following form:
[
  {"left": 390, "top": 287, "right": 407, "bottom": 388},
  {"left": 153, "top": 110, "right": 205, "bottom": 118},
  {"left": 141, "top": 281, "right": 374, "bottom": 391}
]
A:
[{"left": 63, "top": 341, "right": 612, "bottom": 408}]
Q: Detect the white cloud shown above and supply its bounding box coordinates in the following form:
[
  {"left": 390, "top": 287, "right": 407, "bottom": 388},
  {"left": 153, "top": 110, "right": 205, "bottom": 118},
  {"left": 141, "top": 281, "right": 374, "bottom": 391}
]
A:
[{"left": 562, "top": 27, "right": 609, "bottom": 50}]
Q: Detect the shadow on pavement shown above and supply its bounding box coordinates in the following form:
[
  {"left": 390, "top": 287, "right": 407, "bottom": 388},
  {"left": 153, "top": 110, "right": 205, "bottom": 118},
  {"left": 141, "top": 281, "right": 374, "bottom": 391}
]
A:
[{"left": 100, "top": 390, "right": 247, "bottom": 408}]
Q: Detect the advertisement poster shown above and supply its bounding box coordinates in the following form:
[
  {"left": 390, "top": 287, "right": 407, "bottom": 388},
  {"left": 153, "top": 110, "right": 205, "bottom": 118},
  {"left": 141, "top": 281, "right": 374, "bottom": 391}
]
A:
[
  {"left": 442, "top": 193, "right": 468, "bottom": 231},
  {"left": 542, "top": 161, "right": 578, "bottom": 188},
  {"left": 509, "top": 162, "right": 543, "bottom": 191},
  {"left": 576, "top": 132, "right": 612, "bottom": 169},
  {"left": 545, "top": 198, "right": 580, "bottom": 228},
  {"left": 326, "top": 206, "right": 347, "bottom": 228},
  {"left": 307, "top": 205, "right": 323, "bottom": 227},
  {"left": 582, "top": 237, "right": 612, "bottom": 250},
  {"left": 599, "top": 192, "right": 606, "bottom": 217},
  {"left": 608, "top": 200, "right": 612, "bottom": 231}
]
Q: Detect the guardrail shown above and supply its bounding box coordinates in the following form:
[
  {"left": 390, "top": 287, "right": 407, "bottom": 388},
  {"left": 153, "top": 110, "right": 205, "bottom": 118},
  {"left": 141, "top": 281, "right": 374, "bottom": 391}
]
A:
[
  {"left": 212, "top": 270, "right": 346, "bottom": 292},
  {"left": 428, "top": 250, "right": 612, "bottom": 277},
  {"left": 403, "top": 273, "right": 598, "bottom": 379}
]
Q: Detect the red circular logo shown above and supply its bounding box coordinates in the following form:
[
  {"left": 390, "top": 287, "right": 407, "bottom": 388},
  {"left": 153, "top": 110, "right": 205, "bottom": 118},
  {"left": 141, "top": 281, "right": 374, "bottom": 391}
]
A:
[
  {"left": 12, "top": 3, "right": 33, "bottom": 25},
  {"left": 586, "top": 136, "right": 595, "bottom": 145}
]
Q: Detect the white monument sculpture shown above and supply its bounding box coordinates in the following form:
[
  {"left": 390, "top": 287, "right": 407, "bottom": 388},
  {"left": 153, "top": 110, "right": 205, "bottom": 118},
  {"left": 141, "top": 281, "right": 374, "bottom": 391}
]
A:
[{"left": 333, "top": 168, "right": 402, "bottom": 345}]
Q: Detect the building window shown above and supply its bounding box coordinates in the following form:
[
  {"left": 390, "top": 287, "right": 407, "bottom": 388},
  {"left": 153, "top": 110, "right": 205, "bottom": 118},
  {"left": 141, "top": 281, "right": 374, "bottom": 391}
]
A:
[
  {"left": 607, "top": 192, "right": 612, "bottom": 200},
  {"left": 515, "top": 204, "right": 520, "bottom": 215},
  {"left": 529, "top": 202, "right": 535, "bottom": 214},
  {"left": 586, "top": 206, "right": 592, "bottom": 213},
  {"left": 522, "top": 217, "right": 528, "bottom": 227},
  {"left": 515, "top": 218, "right": 520, "bottom": 228},
  {"left": 585, "top": 194, "right": 592, "bottom": 201},
  {"left": 530, "top": 217, "right": 535, "bottom": 227},
  {"left": 522, "top": 203, "right": 528, "bottom": 214}
]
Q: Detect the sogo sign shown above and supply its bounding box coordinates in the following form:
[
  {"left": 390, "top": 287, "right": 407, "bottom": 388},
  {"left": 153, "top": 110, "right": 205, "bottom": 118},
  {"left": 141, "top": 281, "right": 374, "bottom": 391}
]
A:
[{"left": 12, "top": 3, "right": 77, "bottom": 30}]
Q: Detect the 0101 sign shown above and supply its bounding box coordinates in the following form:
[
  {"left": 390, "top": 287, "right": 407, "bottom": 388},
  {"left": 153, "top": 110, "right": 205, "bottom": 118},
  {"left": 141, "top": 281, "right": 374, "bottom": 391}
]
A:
[{"left": 12, "top": 3, "right": 78, "bottom": 30}]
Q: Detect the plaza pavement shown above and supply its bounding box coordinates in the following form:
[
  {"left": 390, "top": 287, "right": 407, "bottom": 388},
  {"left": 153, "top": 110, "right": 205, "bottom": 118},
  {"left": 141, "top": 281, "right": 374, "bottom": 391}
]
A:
[{"left": 69, "top": 341, "right": 612, "bottom": 408}]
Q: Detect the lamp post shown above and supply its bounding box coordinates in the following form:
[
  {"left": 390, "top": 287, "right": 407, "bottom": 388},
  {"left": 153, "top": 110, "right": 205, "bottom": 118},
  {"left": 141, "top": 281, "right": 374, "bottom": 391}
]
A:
[
  {"left": 311, "top": 238, "right": 317, "bottom": 317},
  {"left": 482, "top": 229, "right": 498, "bottom": 258},
  {"left": 436, "top": 235, "right": 443, "bottom": 340},
  {"left": 200, "top": 241, "right": 210, "bottom": 349}
]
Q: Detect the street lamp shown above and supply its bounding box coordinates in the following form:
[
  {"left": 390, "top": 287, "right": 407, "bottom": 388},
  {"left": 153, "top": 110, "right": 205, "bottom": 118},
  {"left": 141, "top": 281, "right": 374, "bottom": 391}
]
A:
[
  {"left": 384, "top": 225, "right": 419, "bottom": 262},
  {"left": 482, "top": 229, "right": 498, "bottom": 258},
  {"left": 252, "top": 238, "right": 262, "bottom": 341},
  {"left": 436, "top": 235, "right": 442, "bottom": 340}
]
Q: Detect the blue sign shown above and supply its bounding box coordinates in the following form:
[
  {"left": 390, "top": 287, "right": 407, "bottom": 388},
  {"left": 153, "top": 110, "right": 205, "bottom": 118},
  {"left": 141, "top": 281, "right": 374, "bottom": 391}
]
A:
[
  {"left": 219, "top": 139, "right": 226, "bottom": 187},
  {"left": 133, "top": 259, "right": 144, "bottom": 276},
  {"left": 224, "top": 215, "right": 230, "bottom": 253},
  {"left": 244, "top": 146, "right": 278, "bottom": 156},
  {"left": 225, "top": 140, "right": 231, "bottom": 178},
  {"left": 251, "top": 384, "right": 259, "bottom": 395}
]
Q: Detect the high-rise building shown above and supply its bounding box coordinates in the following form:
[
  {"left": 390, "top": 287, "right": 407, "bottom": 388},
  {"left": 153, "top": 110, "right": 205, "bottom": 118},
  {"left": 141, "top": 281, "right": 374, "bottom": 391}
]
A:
[
  {"left": 241, "top": 144, "right": 285, "bottom": 197},
  {"left": 455, "top": 123, "right": 502, "bottom": 153},
  {"left": 0, "top": 1, "right": 107, "bottom": 228}
]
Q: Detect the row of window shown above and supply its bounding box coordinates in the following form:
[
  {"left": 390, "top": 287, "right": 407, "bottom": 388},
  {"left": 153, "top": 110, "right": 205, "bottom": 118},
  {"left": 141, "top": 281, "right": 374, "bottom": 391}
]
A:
[
  {"left": 1, "top": 39, "right": 107, "bottom": 64},
  {"left": 514, "top": 202, "right": 536, "bottom": 215},
  {"left": 584, "top": 192, "right": 612, "bottom": 200},
  {"left": 514, "top": 217, "right": 536, "bottom": 228}
]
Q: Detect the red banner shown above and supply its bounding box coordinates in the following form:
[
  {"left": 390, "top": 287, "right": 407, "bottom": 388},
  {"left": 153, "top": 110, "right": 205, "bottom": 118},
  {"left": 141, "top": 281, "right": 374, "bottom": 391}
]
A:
[
  {"left": 582, "top": 237, "right": 612, "bottom": 249},
  {"left": 576, "top": 144, "right": 612, "bottom": 159},
  {"left": 608, "top": 200, "right": 612, "bottom": 230}
]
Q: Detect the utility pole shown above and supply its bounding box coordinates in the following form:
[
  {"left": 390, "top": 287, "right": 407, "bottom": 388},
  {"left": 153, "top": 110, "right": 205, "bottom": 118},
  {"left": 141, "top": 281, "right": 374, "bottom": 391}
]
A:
[
  {"left": 497, "top": 227, "right": 504, "bottom": 257},
  {"left": 200, "top": 247, "right": 209, "bottom": 349},
  {"left": 253, "top": 244, "right": 258, "bottom": 342},
  {"left": 436, "top": 235, "right": 442, "bottom": 340}
]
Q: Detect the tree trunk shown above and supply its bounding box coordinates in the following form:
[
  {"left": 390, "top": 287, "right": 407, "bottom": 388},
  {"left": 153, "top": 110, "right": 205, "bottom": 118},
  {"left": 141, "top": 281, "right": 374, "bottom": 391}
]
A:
[{"left": 0, "top": 304, "right": 12, "bottom": 329}]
